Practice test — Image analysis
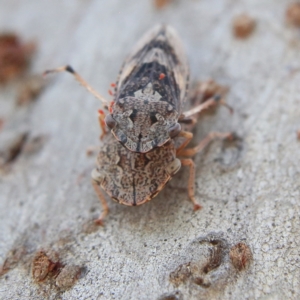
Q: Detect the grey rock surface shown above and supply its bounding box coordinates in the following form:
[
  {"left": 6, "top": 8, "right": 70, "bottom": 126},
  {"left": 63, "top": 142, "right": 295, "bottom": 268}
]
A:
[{"left": 0, "top": 0, "right": 300, "bottom": 299}]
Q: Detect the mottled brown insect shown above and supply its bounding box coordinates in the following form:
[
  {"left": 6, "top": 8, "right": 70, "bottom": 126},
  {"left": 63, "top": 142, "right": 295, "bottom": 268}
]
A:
[
  {"left": 44, "top": 25, "right": 233, "bottom": 225},
  {"left": 91, "top": 98, "right": 231, "bottom": 225}
]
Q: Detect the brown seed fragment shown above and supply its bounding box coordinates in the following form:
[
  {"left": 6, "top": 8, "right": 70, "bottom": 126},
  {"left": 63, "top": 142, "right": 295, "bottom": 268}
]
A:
[
  {"left": 0, "top": 247, "right": 26, "bottom": 277},
  {"left": 230, "top": 242, "right": 252, "bottom": 271},
  {"left": 17, "top": 75, "right": 45, "bottom": 106},
  {"left": 55, "top": 265, "right": 81, "bottom": 289},
  {"left": 297, "top": 129, "right": 300, "bottom": 140},
  {"left": 0, "top": 33, "right": 35, "bottom": 83},
  {"left": 232, "top": 14, "right": 256, "bottom": 38},
  {"left": 157, "top": 291, "right": 183, "bottom": 300},
  {"left": 169, "top": 263, "right": 191, "bottom": 287},
  {"left": 202, "top": 242, "right": 223, "bottom": 274},
  {"left": 193, "top": 277, "right": 211, "bottom": 288},
  {"left": 154, "top": 0, "right": 173, "bottom": 9},
  {"left": 286, "top": 3, "right": 300, "bottom": 27},
  {"left": 0, "top": 131, "right": 28, "bottom": 167},
  {"left": 31, "top": 250, "right": 61, "bottom": 282}
]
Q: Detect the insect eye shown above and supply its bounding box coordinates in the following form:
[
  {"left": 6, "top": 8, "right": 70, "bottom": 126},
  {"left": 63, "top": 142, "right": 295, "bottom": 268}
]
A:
[
  {"left": 105, "top": 114, "right": 116, "bottom": 129},
  {"left": 168, "top": 123, "right": 181, "bottom": 138}
]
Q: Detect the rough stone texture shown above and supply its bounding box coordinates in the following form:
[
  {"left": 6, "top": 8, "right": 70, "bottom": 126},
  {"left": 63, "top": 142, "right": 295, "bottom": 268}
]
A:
[{"left": 0, "top": 0, "right": 300, "bottom": 299}]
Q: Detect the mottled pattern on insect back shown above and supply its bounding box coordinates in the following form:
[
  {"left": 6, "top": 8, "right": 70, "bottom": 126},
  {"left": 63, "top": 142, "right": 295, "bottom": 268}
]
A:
[
  {"left": 107, "top": 24, "right": 189, "bottom": 153},
  {"left": 92, "top": 133, "right": 180, "bottom": 206}
]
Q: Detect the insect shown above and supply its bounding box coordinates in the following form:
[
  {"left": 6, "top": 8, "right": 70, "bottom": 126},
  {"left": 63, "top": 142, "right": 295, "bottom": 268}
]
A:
[
  {"left": 91, "top": 97, "right": 232, "bottom": 225},
  {"left": 45, "top": 25, "right": 230, "bottom": 154},
  {"left": 44, "top": 25, "right": 233, "bottom": 225}
]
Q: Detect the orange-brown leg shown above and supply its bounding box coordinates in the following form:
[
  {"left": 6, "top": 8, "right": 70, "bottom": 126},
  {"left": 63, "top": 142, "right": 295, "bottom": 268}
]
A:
[
  {"left": 176, "top": 131, "right": 193, "bottom": 155},
  {"left": 97, "top": 110, "right": 107, "bottom": 139},
  {"left": 43, "top": 65, "right": 109, "bottom": 108},
  {"left": 180, "top": 158, "right": 202, "bottom": 211},
  {"left": 178, "top": 132, "right": 232, "bottom": 157},
  {"left": 92, "top": 180, "right": 109, "bottom": 226}
]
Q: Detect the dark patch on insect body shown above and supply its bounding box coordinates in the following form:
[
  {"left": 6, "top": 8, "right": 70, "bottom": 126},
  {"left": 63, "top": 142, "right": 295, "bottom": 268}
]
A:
[
  {"left": 110, "top": 24, "right": 189, "bottom": 153},
  {"left": 118, "top": 62, "right": 180, "bottom": 109}
]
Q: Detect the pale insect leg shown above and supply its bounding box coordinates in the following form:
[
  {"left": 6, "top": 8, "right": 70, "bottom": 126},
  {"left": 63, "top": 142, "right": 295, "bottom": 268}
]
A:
[
  {"left": 43, "top": 65, "right": 109, "bottom": 108},
  {"left": 98, "top": 110, "right": 108, "bottom": 139},
  {"left": 182, "top": 96, "right": 233, "bottom": 119},
  {"left": 178, "top": 132, "right": 232, "bottom": 157},
  {"left": 180, "top": 158, "right": 201, "bottom": 211},
  {"left": 176, "top": 131, "right": 193, "bottom": 155},
  {"left": 92, "top": 180, "right": 109, "bottom": 226}
]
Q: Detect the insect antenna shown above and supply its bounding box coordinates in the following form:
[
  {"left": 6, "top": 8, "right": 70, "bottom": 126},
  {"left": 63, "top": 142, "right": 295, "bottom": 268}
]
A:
[{"left": 43, "top": 65, "right": 109, "bottom": 109}]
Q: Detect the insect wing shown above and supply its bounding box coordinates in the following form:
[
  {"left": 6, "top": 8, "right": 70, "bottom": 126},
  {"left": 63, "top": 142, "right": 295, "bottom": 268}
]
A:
[{"left": 116, "top": 24, "right": 189, "bottom": 112}]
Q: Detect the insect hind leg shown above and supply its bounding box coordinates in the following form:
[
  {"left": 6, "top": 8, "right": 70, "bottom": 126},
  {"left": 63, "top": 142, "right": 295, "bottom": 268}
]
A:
[
  {"left": 91, "top": 180, "right": 109, "bottom": 226},
  {"left": 180, "top": 158, "right": 202, "bottom": 211},
  {"left": 178, "top": 132, "right": 233, "bottom": 157}
]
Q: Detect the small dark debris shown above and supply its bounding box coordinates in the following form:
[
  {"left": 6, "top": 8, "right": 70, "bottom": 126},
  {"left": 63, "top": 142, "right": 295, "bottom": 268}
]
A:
[
  {"left": 86, "top": 145, "right": 99, "bottom": 157},
  {"left": 230, "top": 242, "right": 252, "bottom": 271},
  {"left": 0, "top": 33, "right": 35, "bottom": 83},
  {"left": 297, "top": 129, "right": 300, "bottom": 140},
  {"left": 55, "top": 265, "right": 82, "bottom": 290},
  {"left": 0, "top": 246, "right": 27, "bottom": 277},
  {"left": 0, "top": 131, "right": 28, "bottom": 167},
  {"left": 154, "top": 0, "right": 173, "bottom": 10},
  {"left": 22, "top": 134, "right": 48, "bottom": 155},
  {"left": 286, "top": 3, "right": 300, "bottom": 27},
  {"left": 217, "top": 133, "right": 243, "bottom": 168},
  {"left": 202, "top": 241, "right": 224, "bottom": 274},
  {"left": 232, "top": 14, "right": 256, "bottom": 39},
  {"left": 169, "top": 263, "right": 191, "bottom": 287},
  {"left": 17, "top": 75, "right": 45, "bottom": 106},
  {"left": 193, "top": 277, "right": 211, "bottom": 288},
  {"left": 157, "top": 290, "right": 183, "bottom": 300}
]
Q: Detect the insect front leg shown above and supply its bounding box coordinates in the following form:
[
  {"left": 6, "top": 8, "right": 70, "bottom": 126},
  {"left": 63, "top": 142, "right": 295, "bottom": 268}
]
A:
[{"left": 180, "top": 158, "right": 202, "bottom": 211}]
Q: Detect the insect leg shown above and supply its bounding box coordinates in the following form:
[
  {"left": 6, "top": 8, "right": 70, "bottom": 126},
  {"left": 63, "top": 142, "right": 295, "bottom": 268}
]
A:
[
  {"left": 91, "top": 180, "right": 109, "bottom": 226},
  {"left": 182, "top": 96, "right": 233, "bottom": 119},
  {"left": 176, "top": 131, "right": 193, "bottom": 155},
  {"left": 180, "top": 158, "right": 202, "bottom": 211},
  {"left": 97, "top": 110, "right": 108, "bottom": 139},
  {"left": 178, "top": 132, "right": 233, "bottom": 157},
  {"left": 43, "top": 65, "right": 109, "bottom": 108}
]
